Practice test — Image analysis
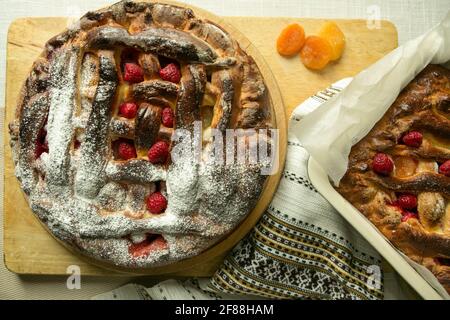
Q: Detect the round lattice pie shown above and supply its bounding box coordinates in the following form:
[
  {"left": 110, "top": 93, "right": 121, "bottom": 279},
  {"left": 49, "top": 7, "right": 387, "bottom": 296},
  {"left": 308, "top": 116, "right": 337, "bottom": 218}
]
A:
[
  {"left": 9, "top": 1, "right": 274, "bottom": 268},
  {"left": 337, "top": 65, "right": 450, "bottom": 293}
]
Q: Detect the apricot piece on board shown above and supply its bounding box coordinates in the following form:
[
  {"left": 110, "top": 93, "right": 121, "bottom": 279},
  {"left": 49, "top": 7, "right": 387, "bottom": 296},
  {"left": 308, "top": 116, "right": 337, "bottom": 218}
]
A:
[
  {"left": 276, "top": 23, "right": 306, "bottom": 56},
  {"left": 318, "top": 21, "right": 346, "bottom": 61},
  {"left": 300, "top": 36, "right": 333, "bottom": 70}
]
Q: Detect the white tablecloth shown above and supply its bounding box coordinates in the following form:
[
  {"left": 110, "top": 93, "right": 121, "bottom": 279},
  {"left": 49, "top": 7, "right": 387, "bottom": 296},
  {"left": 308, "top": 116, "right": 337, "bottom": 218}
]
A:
[{"left": 0, "top": 0, "right": 448, "bottom": 300}]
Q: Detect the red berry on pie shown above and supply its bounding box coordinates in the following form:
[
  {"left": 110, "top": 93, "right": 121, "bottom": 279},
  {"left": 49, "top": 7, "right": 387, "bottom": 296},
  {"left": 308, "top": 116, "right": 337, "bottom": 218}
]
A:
[
  {"left": 119, "top": 102, "right": 138, "bottom": 119},
  {"left": 34, "top": 127, "right": 48, "bottom": 158},
  {"left": 401, "top": 212, "right": 417, "bottom": 222},
  {"left": 129, "top": 235, "right": 168, "bottom": 257},
  {"left": 372, "top": 153, "right": 394, "bottom": 175},
  {"left": 397, "top": 194, "right": 417, "bottom": 209},
  {"left": 35, "top": 141, "right": 48, "bottom": 159},
  {"left": 159, "top": 63, "right": 181, "bottom": 83},
  {"left": 129, "top": 240, "right": 150, "bottom": 258},
  {"left": 117, "top": 140, "right": 137, "bottom": 160},
  {"left": 147, "top": 141, "right": 169, "bottom": 164},
  {"left": 402, "top": 131, "right": 423, "bottom": 148},
  {"left": 162, "top": 107, "right": 174, "bottom": 127},
  {"left": 123, "top": 63, "right": 144, "bottom": 83},
  {"left": 150, "top": 235, "right": 168, "bottom": 250},
  {"left": 146, "top": 192, "right": 167, "bottom": 214},
  {"left": 438, "top": 160, "right": 450, "bottom": 176}
]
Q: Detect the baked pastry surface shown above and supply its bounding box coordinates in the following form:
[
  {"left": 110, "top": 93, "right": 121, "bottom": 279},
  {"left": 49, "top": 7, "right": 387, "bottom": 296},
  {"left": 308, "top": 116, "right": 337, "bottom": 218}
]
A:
[
  {"left": 337, "top": 65, "right": 450, "bottom": 293},
  {"left": 8, "top": 0, "right": 273, "bottom": 268}
]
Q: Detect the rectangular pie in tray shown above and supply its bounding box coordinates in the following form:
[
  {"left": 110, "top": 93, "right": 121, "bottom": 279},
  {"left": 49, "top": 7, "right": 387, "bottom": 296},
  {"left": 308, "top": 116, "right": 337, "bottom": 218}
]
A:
[{"left": 336, "top": 65, "right": 450, "bottom": 294}]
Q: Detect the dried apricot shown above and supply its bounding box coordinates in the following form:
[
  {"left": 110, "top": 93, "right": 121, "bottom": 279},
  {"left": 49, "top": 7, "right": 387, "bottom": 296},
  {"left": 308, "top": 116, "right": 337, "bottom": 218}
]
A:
[
  {"left": 318, "top": 21, "right": 345, "bottom": 61},
  {"left": 276, "top": 23, "right": 306, "bottom": 56},
  {"left": 300, "top": 36, "right": 333, "bottom": 70}
]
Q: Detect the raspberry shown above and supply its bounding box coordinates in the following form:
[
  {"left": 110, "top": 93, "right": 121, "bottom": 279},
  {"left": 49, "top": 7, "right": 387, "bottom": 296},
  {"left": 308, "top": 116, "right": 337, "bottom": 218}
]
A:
[
  {"left": 124, "top": 63, "right": 144, "bottom": 83},
  {"left": 439, "top": 160, "right": 450, "bottom": 176},
  {"left": 401, "top": 212, "right": 417, "bottom": 223},
  {"left": 162, "top": 107, "right": 174, "bottom": 127},
  {"left": 147, "top": 141, "right": 169, "bottom": 164},
  {"left": 397, "top": 194, "right": 417, "bottom": 209},
  {"left": 146, "top": 192, "right": 167, "bottom": 214},
  {"left": 129, "top": 234, "right": 168, "bottom": 257},
  {"left": 119, "top": 102, "right": 138, "bottom": 119},
  {"left": 35, "top": 141, "right": 48, "bottom": 159},
  {"left": 402, "top": 131, "right": 423, "bottom": 148},
  {"left": 117, "top": 140, "right": 137, "bottom": 160},
  {"left": 35, "top": 128, "right": 48, "bottom": 159},
  {"left": 372, "top": 153, "right": 394, "bottom": 176},
  {"left": 159, "top": 63, "right": 181, "bottom": 83}
]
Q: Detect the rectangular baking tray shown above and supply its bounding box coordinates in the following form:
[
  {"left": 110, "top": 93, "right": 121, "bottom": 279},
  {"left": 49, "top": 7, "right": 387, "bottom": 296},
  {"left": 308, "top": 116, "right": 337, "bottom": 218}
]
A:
[{"left": 308, "top": 157, "right": 445, "bottom": 300}]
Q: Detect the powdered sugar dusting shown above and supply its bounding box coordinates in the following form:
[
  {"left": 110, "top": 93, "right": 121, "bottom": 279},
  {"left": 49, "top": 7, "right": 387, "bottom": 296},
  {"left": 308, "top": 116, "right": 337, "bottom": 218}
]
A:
[
  {"left": 46, "top": 47, "right": 79, "bottom": 193},
  {"left": 9, "top": 0, "right": 272, "bottom": 269}
]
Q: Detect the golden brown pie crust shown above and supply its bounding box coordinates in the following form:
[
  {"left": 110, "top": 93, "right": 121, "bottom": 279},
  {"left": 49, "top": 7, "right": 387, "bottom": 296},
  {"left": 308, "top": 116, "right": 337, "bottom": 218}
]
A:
[{"left": 337, "top": 65, "right": 450, "bottom": 293}]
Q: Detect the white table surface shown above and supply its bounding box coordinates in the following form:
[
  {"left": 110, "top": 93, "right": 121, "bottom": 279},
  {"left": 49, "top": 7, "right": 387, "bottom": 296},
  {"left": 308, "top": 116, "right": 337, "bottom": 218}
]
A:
[{"left": 0, "top": 0, "right": 448, "bottom": 300}]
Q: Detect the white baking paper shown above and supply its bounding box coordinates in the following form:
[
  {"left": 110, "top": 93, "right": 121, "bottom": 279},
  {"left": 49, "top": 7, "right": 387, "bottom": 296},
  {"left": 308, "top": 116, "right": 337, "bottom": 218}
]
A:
[{"left": 293, "top": 11, "right": 450, "bottom": 186}]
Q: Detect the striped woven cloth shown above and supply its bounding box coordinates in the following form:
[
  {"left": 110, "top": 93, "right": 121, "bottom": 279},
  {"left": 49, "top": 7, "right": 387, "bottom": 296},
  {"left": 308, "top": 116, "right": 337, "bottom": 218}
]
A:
[
  {"left": 208, "top": 78, "right": 383, "bottom": 300},
  {"left": 93, "top": 79, "right": 384, "bottom": 300}
]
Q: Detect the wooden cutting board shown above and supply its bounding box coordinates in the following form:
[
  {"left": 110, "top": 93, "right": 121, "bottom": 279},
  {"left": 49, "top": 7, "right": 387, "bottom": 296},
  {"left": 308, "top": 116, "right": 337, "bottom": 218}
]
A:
[{"left": 4, "top": 13, "right": 397, "bottom": 276}]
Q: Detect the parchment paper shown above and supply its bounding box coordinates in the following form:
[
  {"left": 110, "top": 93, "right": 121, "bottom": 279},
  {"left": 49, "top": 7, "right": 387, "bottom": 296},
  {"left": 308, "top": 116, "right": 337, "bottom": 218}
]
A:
[{"left": 294, "top": 11, "right": 450, "bottom": 185}]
